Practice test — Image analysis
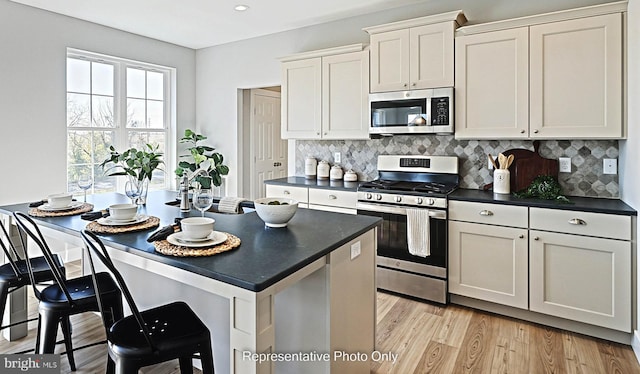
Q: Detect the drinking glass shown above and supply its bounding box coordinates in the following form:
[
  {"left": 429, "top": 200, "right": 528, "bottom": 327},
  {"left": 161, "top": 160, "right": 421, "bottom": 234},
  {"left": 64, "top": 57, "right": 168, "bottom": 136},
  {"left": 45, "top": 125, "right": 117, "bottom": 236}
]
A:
[
  {"left": 77, "top": 173, "right": 93, "bottom": 203},
  {"left": 192, "top": 187, "right": 214, "bottom": 217},
  {"left": 125, "top": 180, "right": 141, "bottom": 205}
]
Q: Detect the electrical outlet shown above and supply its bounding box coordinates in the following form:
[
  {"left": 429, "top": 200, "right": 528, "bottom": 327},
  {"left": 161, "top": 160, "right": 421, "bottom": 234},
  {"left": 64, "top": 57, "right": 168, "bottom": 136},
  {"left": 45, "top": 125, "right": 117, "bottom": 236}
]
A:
[
  {"left": 350, "top": 241, "right": 361, "bottom": 260},
  {"left": 559, "top": 157, "right": 571, "bottom": 173},
  {"left": 603, "top": 158, "right": 617, "bottom": 175},
  {"left": 334, "top": 152, "right": 341, "bottom": 164}
]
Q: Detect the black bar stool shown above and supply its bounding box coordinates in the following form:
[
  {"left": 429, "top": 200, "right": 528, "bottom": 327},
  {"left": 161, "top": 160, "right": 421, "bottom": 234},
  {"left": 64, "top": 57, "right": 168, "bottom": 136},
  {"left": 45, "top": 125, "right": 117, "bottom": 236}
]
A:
[
  {"left": 0, "top": 220, "right": 66, "bottom": 334},
  {"left": 13, "top": 212, "right": 124, "bottom": 371},
  {"left": 81, "top": 230, "right": 215, "bottom": 374}
]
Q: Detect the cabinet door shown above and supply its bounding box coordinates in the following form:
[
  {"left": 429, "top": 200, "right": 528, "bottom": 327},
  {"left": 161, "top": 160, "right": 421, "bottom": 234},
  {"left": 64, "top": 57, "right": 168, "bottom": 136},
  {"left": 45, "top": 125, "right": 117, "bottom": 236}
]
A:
[
  {"left": 281, "top": 58, "right": 322, "bottom": 139},
  {"left": 529, "top": 230, "right": 631, "bottom": 332},
  {"left": 529, "top": 14, "right": 622, "bottom": 138},
  {"left": 370, "top": 29, "right": 410, "bottom": 92},
  {"left": 322, "top": 51, "right": 370, "bottom": 139},
  {"left": 455, "top": 27, "right": 529, "bottom": 139},
  {"left": 449, "top": 221, "right": 528, "bottom": 309},
  {"left": 410, "top": 22, "right": 455, "bottom": 89}
]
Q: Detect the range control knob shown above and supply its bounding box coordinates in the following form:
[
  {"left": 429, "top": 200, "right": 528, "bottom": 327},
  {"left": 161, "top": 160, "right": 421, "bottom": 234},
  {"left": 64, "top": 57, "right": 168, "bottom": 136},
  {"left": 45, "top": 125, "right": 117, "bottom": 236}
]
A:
[
  {"left": 395, "top": 196, "right": 402, "bottom": 202},
  {"left": 375, "top": 194, "right": 383, "bottom": 201},
  {"left": 427, "top": 198, "right": 436, "bottom": 206},
  {"left": 416, "top": 197, "right": 423, "bottom": 205},
  {"left": 366, "top": 193, "right": 372, "bottom": 200}
]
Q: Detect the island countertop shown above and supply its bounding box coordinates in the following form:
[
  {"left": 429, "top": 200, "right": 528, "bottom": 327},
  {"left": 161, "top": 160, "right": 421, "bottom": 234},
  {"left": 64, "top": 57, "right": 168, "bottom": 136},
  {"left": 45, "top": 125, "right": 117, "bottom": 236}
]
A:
[{"left": 0, "top": 190, "right": 381, "bottom": 292}]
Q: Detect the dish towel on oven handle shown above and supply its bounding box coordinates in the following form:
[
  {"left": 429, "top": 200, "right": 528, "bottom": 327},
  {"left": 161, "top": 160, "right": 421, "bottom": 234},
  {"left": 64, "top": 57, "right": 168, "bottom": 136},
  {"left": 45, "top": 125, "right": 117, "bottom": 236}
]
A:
[
  {"left": 218, "top": 196, "right": 248, "bottom": 214},
  {"left": 406, "top": 208, "right": 430, "bottom": 257}
]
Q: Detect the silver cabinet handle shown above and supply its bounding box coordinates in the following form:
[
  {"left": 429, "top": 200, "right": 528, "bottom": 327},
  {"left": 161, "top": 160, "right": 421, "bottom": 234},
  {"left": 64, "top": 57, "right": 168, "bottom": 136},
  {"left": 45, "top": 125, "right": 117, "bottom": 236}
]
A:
[
  {"left": 568, "top": 218, "right": 586, "bottom": 225},
  {"left": 479, "top": 210, "right": 494, "bottom": 216},
  {"left": 518, "top": 234, "right": 524, "bottom": 239},
  {"left": 328, "top": 194, "right": 337, "bottom": 200},
  {"left": 283, "top": 190, "right": 291, "bottom": 195}
]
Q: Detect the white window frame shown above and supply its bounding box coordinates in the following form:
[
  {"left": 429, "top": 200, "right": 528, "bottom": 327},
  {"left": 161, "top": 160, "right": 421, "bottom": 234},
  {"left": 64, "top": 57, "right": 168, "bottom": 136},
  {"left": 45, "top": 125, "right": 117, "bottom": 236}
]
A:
[{"left": 66, "top": 48, "right": 176, "bottom": 193}]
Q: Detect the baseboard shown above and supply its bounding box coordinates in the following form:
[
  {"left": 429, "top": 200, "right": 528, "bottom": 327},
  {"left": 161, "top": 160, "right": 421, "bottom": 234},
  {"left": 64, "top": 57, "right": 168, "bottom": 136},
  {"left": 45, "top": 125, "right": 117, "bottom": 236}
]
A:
[{"left": 633, "top": 330, "right": 640, "bottom": 365}]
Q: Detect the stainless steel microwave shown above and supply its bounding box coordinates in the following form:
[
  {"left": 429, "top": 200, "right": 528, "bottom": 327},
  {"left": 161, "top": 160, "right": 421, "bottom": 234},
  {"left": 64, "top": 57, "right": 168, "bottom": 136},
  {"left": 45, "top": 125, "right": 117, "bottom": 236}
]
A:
[{"left": 369, "top": 87, "right": 454, "bottom": 136}]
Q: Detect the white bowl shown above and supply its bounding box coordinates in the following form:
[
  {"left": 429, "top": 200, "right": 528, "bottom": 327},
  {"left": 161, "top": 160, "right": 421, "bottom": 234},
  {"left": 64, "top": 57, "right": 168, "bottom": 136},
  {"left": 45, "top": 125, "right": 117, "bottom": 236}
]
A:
[
  {"left": 254, "top": 197, "right": 299, "bottom": 228},
  {"left": 47, "top": 193, "right": 73, "bottom": 208},
  {"left": 181, "top": 217, "right": 215, "bottom": 240},
  {"left": 108, "top": 204, "right": 138, "bottom": 221}
]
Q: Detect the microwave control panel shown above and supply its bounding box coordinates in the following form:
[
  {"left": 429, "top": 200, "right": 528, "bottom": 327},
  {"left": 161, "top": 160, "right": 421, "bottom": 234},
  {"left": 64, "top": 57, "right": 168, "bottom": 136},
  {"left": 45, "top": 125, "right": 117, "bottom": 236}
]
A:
[{"left": 431, "top": 97, "right": 450, "bottom": 126}]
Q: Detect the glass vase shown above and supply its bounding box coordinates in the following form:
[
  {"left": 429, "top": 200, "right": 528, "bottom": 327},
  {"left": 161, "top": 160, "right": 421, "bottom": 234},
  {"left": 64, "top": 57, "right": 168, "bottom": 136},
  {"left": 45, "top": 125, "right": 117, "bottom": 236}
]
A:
[{"left": 127, "top": 176, "right": 149, "bottom": 205}]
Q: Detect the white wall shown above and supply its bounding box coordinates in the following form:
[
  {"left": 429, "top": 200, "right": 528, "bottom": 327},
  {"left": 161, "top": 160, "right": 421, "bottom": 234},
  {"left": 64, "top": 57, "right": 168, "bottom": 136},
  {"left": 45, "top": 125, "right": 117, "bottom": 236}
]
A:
[
  {"left": 620, "top": 0, "right": 640, "bottom": 356},
  {"left": 0, "top": 0, "right": 196, "bottom": 205},
  {"left": 195, "top": 0, "right": 620, "bottom": 196}
]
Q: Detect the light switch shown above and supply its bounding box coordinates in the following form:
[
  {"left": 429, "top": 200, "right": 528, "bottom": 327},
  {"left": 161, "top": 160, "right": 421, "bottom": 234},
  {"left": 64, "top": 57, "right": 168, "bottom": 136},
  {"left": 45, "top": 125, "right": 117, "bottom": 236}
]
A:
[
  {"left": 603, "top": 159, "right": 617, "bottom": 175},
  {"left": 334, "top": 152, "right": 341, "bottom": 164}
]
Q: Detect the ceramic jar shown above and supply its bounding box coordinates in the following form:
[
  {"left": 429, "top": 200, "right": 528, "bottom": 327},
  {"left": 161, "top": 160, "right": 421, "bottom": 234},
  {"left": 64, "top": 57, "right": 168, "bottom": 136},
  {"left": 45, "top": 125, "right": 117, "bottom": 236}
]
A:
[
  {"left": 493, "top": 169, "right": 510, "bottom": 194},
  {"left": 343, "top": 169, "right": 358, "bottom": 182},
  {"left": 305, "top": 156, "right": 317, "bottom": 179},
  {"left": 317, "top": 160, "right": 330, "bottom": 179},
  {"left": 330, "top": 165, "right": 344, "bottom": 180}
]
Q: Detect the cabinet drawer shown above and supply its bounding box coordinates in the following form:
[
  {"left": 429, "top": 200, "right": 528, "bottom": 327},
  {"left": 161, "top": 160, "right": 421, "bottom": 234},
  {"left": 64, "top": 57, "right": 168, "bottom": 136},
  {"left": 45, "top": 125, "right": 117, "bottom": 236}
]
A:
[
  {"left": 449, "top": 201, "right": 528, "bottom": 228},
  {"left": 265, "top": 185, "right": 308, "bottom": 203},
  {"left": 309, "top": 188, "right": 357, "bottom": 209},
  {"left": 530, "top": 208, "right": 630, "bottom": 240}
]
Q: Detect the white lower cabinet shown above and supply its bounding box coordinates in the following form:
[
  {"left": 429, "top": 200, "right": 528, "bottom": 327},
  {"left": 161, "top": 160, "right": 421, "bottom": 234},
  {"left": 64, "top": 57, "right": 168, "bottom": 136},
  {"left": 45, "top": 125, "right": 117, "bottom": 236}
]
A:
[
  {"left": 265, "top": 184, "right": 357, "bottom": 214},
  {"left": 449, "top": 201, "right": 633, "bottom": 333},
  {"left": 449, "top": 214, "right": 528, "bottom": 309}
]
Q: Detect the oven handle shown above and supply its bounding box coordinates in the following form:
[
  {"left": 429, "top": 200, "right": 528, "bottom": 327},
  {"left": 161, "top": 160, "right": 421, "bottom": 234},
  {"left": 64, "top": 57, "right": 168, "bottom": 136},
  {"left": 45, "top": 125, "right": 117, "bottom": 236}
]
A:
[{"left": 356, "top": 202, "right": 447, "bottom": 219}]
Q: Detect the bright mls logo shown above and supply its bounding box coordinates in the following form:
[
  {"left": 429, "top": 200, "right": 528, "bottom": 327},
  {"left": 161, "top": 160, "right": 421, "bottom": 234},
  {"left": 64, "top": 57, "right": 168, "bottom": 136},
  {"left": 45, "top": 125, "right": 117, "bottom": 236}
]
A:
[{"left": 1, "top": 354, "right": 59, "bottom": 373}]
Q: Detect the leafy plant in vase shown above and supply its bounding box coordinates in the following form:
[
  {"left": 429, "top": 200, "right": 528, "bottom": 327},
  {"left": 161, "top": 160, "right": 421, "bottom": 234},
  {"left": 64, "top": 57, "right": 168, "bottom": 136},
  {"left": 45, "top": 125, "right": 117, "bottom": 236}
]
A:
[
  {"left": 175, "top": 129, "right": 229, "bottom": 192},
  {"left": 100, "top": 143, "right": 164, "bottom": 205}
]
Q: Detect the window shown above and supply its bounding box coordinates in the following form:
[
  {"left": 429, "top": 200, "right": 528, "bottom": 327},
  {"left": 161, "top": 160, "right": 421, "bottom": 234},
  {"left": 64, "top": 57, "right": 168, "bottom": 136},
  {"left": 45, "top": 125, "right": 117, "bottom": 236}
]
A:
[{"left": 66, "top": 50, "right": 172, "bottom": 195}]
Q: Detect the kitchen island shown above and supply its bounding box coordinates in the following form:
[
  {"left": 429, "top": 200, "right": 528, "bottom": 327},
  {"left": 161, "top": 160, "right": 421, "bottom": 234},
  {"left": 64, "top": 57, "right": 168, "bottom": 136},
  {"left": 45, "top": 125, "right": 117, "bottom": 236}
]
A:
[{"left": 0, "top": 191, "right": 380, "bottom": 373}]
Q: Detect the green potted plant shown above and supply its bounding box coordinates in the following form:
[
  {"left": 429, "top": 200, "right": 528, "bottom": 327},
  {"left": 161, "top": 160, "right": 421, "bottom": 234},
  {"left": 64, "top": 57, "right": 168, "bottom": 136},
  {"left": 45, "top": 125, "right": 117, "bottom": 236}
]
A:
[
  {"left": 100, "top": 143, "right": 164, "bottom": 204},
  {"left": 175, "top": 129, "right": 229, "bottom": 189}
]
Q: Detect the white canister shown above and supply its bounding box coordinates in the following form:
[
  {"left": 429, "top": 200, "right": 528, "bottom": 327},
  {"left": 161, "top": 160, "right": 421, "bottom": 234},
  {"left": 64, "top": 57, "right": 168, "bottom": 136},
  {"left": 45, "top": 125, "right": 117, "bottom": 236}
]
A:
[
  {"left": 493, "top": 169, "right": 511, "bottom": 194},
  {"left": 305, "top": 156, "right": 317, "bottom": 179},
  {"left": 330, "top": 165, "right": 343, "bottom": 180},
  {"left": 317, "top": 160, "right": 330, "bottom": 179},
  {"left": 343, "top": 170, "right": 358, "bottom": 182}
]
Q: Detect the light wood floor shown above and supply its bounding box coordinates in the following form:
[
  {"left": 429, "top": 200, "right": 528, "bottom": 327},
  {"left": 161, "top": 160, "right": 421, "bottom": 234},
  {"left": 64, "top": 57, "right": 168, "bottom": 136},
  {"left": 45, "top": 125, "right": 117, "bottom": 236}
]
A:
[{"left": 2, "top": 261, "right": 639, "bottom": 373}]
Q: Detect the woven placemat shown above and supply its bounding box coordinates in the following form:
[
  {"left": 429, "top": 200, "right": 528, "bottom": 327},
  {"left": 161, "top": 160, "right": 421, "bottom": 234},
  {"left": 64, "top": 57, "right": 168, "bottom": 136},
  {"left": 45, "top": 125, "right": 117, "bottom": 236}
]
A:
[
  {"left": 86, "top": 216, "right": 160, "bottom": 234},
  {"left": 28, "top": 203, "right": 94, "bottom": 217},
  {"left": 153, "top": 232, "right": 241, "bottom": 257}
]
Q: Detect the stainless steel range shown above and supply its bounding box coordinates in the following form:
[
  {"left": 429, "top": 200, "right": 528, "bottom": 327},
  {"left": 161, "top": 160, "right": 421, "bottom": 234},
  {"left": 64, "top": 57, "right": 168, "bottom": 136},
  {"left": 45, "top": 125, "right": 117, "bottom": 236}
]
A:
[{"left": 356, "top": 155, "right": 459, "bottom": 304}]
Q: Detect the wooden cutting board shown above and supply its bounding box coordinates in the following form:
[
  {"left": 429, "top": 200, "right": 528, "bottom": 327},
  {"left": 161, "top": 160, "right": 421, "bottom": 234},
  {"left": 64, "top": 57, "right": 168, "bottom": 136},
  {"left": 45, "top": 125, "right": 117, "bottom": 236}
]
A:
[{"left": 501, "top": 141, "right": 559, "bottom": 192}]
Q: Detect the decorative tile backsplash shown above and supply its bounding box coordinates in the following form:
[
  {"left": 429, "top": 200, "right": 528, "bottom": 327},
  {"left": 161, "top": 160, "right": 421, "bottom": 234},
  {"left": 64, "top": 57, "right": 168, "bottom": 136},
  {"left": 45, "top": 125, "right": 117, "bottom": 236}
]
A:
[{"left": 295, "top": 136, "right": 619, "bottom": 198}]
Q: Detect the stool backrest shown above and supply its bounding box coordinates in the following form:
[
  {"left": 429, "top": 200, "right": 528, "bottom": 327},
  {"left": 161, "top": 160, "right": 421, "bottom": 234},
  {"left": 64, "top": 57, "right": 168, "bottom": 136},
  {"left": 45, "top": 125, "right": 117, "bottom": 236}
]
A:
[
  {"left": 12, "top": 212, "right": 71, "bottom": 304},
  {"left": 81, "top": 230, "right": 156, "bottom": 351},
  {"left": 0, "top": 220, "right": 23, "bottom": 277}
]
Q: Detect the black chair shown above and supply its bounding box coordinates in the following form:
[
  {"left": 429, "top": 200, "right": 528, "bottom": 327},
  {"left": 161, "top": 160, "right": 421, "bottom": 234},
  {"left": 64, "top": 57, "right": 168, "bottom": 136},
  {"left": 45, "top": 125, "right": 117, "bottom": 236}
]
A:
[
  {"left": 13, "top": 212, "right": 123, "bottom": 371},
  {"left": 0, "top": 220, "right": 66, "bottom": 333},
  {"left": 81, "top": 230, "right": 215, "bottom": 374}
]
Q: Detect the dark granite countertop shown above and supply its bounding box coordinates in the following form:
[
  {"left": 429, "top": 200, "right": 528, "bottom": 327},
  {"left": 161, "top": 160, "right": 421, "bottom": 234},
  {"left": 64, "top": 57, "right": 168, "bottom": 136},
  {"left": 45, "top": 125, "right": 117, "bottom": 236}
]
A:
[
  {"left": 0, "top": 190, "right": 380, "bottom": 292},
  {"left": 450, "top": 189, "right": 637, "bottom": 216},
  {"left": 264, "top": 176, "right": 363, "bottom": 192}
]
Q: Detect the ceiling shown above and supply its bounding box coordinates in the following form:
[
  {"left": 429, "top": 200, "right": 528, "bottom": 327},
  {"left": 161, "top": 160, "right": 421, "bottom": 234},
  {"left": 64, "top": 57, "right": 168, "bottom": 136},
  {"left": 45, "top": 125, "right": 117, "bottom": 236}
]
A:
[{"left": 10, "top": 0, "right": 427, "bottom": 49}]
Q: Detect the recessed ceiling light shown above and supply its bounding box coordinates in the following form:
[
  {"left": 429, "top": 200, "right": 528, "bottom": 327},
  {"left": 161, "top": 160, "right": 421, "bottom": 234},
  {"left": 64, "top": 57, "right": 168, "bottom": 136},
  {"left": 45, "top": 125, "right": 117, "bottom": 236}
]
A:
[{"left": 234, "top": 4, "right": 249, "bottom": 11}]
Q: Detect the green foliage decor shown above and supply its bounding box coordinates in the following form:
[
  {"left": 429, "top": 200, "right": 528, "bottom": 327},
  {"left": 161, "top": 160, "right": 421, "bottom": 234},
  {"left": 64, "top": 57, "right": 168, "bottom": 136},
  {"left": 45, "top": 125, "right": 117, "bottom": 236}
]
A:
[
  {"left": 100, "top": 143, "right": 164, "bottom": 182},
  {"left": 175, "top": 129, "right": 229, "bottom": 188}
]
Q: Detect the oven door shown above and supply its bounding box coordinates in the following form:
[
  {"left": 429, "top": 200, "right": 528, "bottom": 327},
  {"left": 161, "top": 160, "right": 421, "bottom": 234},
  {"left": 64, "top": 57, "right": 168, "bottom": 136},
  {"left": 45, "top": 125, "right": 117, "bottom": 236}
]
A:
[{"left": 356, "top": 202, "right": 447, "bottom": 269}]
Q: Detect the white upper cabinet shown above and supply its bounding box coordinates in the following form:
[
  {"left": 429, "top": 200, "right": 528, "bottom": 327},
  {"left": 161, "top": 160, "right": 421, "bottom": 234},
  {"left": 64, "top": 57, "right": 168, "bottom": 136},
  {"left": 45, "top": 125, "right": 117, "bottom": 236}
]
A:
[
  {"left": 455, "top": 28, "right": 529, "bottom": 139},
  {"left": 365, "top": 11, "right": 466, "bottom": 93},
  {"left": 529, "top": 14, "right": 622, "bottom": 138},
  {"left": 280, "top": 44, "right": 369, "bottom": 140},
  {"left": 455, "top": 2, "right": 625, "bottom": 139},
  {"left": 281, "top": 58, "right": 322, "bottom": 139}
]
